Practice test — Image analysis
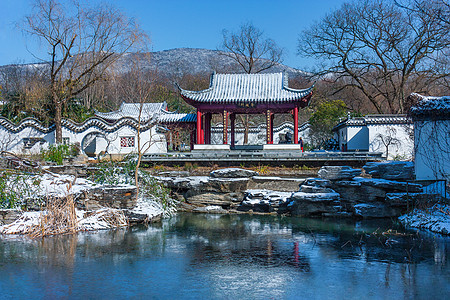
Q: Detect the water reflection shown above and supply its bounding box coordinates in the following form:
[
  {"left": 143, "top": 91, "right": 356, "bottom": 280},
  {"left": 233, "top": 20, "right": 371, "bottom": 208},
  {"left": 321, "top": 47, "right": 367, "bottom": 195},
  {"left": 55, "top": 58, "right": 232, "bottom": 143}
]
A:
[{"left": 0, "top": 213, "right": 449, "bottom": 299}]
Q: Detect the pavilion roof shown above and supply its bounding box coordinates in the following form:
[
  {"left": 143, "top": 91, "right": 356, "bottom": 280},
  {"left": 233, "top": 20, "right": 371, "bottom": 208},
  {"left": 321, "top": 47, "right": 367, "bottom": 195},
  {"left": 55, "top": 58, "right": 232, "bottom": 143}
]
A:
[{"left": 178, "top": 72, "right": 313, "bottom": 105}]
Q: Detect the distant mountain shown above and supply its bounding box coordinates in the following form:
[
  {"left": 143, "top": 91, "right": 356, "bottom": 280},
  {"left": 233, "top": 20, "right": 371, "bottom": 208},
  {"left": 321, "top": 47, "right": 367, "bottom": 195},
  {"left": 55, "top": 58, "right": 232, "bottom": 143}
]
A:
[{"left": 0, "top": 48, "right": 307, "bottom": 81}]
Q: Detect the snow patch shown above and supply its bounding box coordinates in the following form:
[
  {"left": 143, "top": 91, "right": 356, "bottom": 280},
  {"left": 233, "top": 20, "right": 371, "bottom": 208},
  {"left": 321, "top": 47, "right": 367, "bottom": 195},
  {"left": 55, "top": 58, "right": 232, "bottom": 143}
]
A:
[{"left": 399, "top": 204, "right": 450, "bottom": 235}]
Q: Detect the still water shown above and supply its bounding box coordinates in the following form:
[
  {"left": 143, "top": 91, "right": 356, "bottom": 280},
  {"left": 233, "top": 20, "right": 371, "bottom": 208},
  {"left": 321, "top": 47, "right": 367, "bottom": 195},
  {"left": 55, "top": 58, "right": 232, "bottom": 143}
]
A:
[{"left": 0, "top": 213, "right": 449, "bottom": 299}]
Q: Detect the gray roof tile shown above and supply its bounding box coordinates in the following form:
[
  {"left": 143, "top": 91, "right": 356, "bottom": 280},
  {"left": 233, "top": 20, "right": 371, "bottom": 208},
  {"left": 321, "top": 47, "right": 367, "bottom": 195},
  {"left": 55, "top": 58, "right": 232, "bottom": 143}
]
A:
[{"left": 179, "top": 72, "right": 312, "bottom": 103}]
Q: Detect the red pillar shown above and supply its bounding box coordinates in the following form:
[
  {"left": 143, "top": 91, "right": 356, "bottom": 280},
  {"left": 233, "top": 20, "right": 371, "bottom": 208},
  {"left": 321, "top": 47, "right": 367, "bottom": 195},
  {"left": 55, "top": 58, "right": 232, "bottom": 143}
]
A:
[
  {"left": 266, "top": 110, "right": 272, "bottom": 144},
  {"left": 293, "top": 107, "right": 299, "bottom": 144},
  {"left": 196, "top": 110, "right": 203, "bottom": 144},
  {"left": 270, "top": 113, "right": 274, "bottom": 144},
  {"left": 223, "top": 110, "right": 228, "bottom": 144},
  {"left": 230, "top": 113, "right": 235, "bottom": 147}
]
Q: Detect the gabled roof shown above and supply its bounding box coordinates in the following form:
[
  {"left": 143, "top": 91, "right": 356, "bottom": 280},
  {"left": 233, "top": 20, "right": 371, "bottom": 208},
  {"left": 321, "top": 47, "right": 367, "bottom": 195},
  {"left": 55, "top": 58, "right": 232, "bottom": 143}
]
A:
[
  {"left": 96, "top": 102, "right": 168, "bottom": 122},
  {"left": 332, "top": 115, "right": 411, "bottom": 131},
  {"left": 178, "top": 72, "right": 313, "bottom": 105},
  {"left": 95, "top": 102, "right": 196, "bottom": 124},
  {"left": 409, "top": 93, "right": 450, "bottom": 119}
]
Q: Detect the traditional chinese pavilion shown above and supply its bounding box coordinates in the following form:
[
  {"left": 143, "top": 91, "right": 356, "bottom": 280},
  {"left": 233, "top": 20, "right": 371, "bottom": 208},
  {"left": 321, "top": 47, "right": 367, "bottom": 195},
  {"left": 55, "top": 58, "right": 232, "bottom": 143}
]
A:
[{"left": 178, "top": 72, "right": 313, "bottom": 148}]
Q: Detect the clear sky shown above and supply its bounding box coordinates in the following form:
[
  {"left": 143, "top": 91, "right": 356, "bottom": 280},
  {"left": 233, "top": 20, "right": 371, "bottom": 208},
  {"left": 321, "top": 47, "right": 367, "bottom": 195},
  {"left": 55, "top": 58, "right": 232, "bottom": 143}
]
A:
[{"left": 0, "top": 0, "right": 348, "bottom": 70}]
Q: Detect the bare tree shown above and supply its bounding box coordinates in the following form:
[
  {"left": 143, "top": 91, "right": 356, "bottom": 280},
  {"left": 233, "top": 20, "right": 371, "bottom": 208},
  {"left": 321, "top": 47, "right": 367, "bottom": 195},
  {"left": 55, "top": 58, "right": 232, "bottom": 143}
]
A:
[
  {"left": 117, "top": 53, "right": 160, "bottom": 199},
  {"left": 221, "top": 23, "right": 284, "bottom": 144},
  {"left": 24, "top": 0, "right": 146, "bottom": 143},
  {"left": 298, "top": 0, "right": 449, "bottom": 114},
  {"left": 373, "top": 126, "right": 402, "bottom": 159},
  {"left": 221, "top": 22, "right": 284, "bottom": 74},
  {"left": 0, "top": 64, "right": 51, "bottom": 122}
]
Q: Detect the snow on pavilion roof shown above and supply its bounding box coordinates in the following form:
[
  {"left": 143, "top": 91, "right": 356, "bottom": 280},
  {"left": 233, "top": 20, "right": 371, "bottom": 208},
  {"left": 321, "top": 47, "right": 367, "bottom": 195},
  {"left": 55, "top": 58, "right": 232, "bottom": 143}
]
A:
[
  {"left": 178, "top": 72, "right": 313, "bottom": 105},
  {"left": 95, "top": 102, "right": 195, "bottom": 124}
]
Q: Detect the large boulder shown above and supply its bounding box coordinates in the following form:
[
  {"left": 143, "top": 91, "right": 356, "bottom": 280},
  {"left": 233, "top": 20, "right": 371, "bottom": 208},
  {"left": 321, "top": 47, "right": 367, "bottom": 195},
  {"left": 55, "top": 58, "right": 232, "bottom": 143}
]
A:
[
  {"left": 0, "top": 209, "right": 22, "bottom": 225},
  {"left": 239, "top": 189, "right": 292, "bottom": 213},
  {"left": 248, "top": 176, "right": 305, "bottom": 192},
  {"left": 353, "top": 203, "right": 401, "bottom": 218},
  {"left": 210, "top": 168, "right": 258, "bottom": 178},
  {"left": 363, "top": 161, "right": 414, "bottom": 181},
  {"left": 76, "top": 184, "right": 137, "bottom": 210},
  {"left": 186, "top": 193, "right": 238, "bottom": 207},
  {"left": 318, "top": 166, "right": 361, "bottom": 181},
  {"left": 286, "top": 191, "right": 341, "bottom": 217}
]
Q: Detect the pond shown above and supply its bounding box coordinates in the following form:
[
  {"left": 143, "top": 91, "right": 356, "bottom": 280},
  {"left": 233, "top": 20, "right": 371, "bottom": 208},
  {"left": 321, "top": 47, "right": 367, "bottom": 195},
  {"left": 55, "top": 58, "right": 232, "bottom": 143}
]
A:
[{"left": 0, "top": 213, "right": 449, "bottom": 299}]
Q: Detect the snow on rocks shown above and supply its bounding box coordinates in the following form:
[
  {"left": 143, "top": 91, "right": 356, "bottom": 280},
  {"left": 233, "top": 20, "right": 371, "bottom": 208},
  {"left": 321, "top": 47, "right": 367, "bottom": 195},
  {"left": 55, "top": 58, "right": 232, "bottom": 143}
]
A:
[
  {"left": 210, "top": 168, "right": 258, "bottom": 178},
  {"left": 399, "top": 204, "right": 450, "bottom": 235},
  {"left": 318, "top": 166, "right": 361, "bottom": 181},
  {"left": 239, "top": 189, "right": 292, "bottom": 213},
  {"left": 0, "top": 197, "right": 165, "bottom": 235},
  {"left": 363, "top": 161, "right": 414, "bottom": 181},
  {"left": 38, "top": 173, "right": 95, "bottom": 198}
]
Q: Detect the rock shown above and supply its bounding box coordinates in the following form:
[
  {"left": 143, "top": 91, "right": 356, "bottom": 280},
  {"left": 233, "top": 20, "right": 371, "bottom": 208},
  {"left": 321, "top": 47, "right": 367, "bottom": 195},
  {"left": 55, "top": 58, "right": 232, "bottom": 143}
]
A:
[
  {"left": 157, "top": 171, "right": 190, "bottom": 177},
  {"left": 207, "top": 178, "right": 250, "bottom": 193},
  {"left": 303, "top": 178, "right": 332, "bottom": 188},
  {"left": 0, "top": 209, "right": 22, "bottom": 225},
  {"left": 239, "top": 189, "right": 292, "bottom": 213},
  {"left": 286, "top": 191, "right": 341, "bottom": 216},
  {"left": 122, "top": 210, "right": 150, "bottom": 223},
  {"left": 76, "top": 184, "right": 137, "bottom": 210},
  {"left": 363, "top": 161, "right": 414, "bottom": 181},
  {"left": 193, "top": 205, "right": 228, "bottom": 214},
  {"left": 210, "top": 168, "right": 258, "bottom": 178},
  {"left": 248, "top": 176, "right": 305, "bottom": 192},
  {"left": 159, "top": 176, "right": 249, "bottom": 196},
  {"left": 43, "top": 164, "right": 89, "bottom": 177},
  {"left": 353, "top": 203, "right": 400, "bottom": 218},
  {"left": 386, "top": 192, "right": 444, "bottom": 207},
  {"left": 351, "top": 177, "right": 422, "bottom": 193},
  {"left": 318, "top": 166, "right": 361, "bottom": 181},
  {"left": 186, "top": 193, "right": 236, "bottom": 207},
  {"left": 300, "top": 185, "right": 334, "bottom": 193}
]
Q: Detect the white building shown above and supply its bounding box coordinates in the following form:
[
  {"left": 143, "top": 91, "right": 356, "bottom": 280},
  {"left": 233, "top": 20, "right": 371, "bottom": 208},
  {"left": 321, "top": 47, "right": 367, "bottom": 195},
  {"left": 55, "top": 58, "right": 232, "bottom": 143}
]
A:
[
  {"left": 410, "top": 93, "right": 450, "bottom": 181},
  {"left": 332, "top": 115, "right": 413, "bottom": 160},
  {"left": 0, "top": 102, "right": 195, "bottom": 158}
]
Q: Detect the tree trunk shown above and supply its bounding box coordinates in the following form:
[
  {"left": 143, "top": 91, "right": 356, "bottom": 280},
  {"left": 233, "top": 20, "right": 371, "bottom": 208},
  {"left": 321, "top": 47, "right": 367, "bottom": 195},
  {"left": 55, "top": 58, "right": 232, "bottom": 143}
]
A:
[
  {"left": 239, "top": 115, "right": 250, "bottom": 145},
  {"left": 54, "top": 101, "right": 63, "bottom": 144}
]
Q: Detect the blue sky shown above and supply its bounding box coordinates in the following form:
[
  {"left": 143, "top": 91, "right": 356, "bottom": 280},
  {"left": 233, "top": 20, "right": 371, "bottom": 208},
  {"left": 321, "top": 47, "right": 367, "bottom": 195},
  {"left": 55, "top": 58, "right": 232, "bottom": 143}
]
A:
[{"left": 0, "top": 0, "right": 347, "bottom": 70}]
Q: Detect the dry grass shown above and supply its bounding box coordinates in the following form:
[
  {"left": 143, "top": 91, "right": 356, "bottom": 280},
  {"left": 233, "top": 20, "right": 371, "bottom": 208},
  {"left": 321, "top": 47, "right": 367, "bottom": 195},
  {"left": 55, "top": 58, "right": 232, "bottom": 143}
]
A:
[
  {"left": 1, "top": 182, "right": 129, "bottom": 238},
  {"left": 29, "top": 192, "right": 78, "bottom": 238}
]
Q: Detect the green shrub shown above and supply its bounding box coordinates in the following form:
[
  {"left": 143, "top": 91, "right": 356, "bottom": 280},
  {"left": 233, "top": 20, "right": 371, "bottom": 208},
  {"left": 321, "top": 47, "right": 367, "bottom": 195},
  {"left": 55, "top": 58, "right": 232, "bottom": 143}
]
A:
[
  {"left": 0, "top": 172, "right": 41, "bottom": 209},
  {"left": 41, "top": 143, "right": 80, "bottom": 165},
  {"left": 89, "top": 157, "right": 176, "bottom": 215}
]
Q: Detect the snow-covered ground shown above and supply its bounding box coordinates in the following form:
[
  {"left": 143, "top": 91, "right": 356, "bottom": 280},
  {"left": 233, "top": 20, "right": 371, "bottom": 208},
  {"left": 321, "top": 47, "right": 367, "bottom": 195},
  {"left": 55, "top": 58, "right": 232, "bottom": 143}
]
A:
[
  {"left": 0, "top": 172, "right": 165, "bottom": 235},
  {"left": 399, "top": 204, "right": 450, "bottom": 235},
  {"left": 0, "top": 197, "right": 163, "bottom": 235}
]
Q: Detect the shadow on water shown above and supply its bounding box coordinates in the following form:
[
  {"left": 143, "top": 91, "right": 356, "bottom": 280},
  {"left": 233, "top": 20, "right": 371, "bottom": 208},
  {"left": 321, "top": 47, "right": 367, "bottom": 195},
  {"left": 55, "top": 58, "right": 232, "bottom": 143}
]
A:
[{"left": 0, "top": 213, "right": 449, "bottom": 299}]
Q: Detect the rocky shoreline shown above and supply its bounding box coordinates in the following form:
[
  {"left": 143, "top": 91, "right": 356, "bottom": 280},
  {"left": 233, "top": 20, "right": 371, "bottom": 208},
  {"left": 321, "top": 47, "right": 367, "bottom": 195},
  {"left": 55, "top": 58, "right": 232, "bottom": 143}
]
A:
[
  {"left": 0, "top": 172, "right": 164, "bottom": 234},
  {"left": 1, "top": 161, "right": 448, "bottom": 236},
  {"left": 157, "top": 162, "right": 448, "bottom": 223}
]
